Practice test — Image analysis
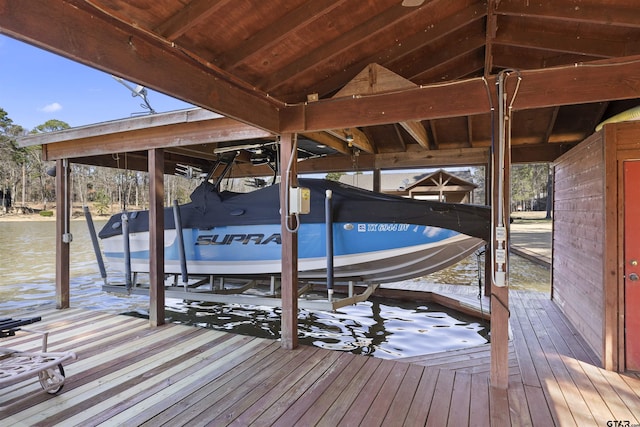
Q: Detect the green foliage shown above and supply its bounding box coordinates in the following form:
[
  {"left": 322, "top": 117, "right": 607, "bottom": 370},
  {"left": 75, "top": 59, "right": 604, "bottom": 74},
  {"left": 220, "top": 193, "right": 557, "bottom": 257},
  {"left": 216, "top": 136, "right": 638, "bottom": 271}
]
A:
[
  {"left": 325, "top": 172, "right": 344, "bottom": 181},
  {"left": 39, "top": 210, "right": 53, "bottom": 217},
  {"left": 510, "top": 163, "right": 550, "bottom": 211},
  {"left": 94, "top": 190, "right": 111, "bottom": 215},
  {"left": 31, "top": 119, "right": 71, "bottom": 134}
]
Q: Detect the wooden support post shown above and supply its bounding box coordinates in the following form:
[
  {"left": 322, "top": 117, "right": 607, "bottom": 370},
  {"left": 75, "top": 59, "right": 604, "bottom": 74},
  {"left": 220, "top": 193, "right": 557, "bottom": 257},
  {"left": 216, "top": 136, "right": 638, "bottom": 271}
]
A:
[
  {"left": 280, "top": 133, "right": 299, "bottom": 349},
  {"left": 490, "top": 73, "right": 511, "bottom": 390},
  {"left": 55, "top": 159, "right": 70, "bottom": 309},
  {"left": 149, "top": 148, "right": 165, "bottom": 327},
  {"left": 373, "top": 168, "right": 381, "bottom": 192},
  {"left": 485, "top": 163, "right": 492, "bottom": 298}
]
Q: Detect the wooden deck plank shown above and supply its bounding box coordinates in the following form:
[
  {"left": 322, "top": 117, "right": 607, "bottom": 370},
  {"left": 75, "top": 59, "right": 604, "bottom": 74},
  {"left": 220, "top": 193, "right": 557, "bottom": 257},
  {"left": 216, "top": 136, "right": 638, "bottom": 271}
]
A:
[
  {"left": 381, "top": 363, "right": 424, "bottom": 427},
  {"left": 274, "top": 354, "right": 386, "bottom": 426},
  {"left": 507, "top": 378, "right": 533, "bottom": 427},
  {"left": 3, "top": 287, "right": 640, "bottom": 426},
  {"left": 468, "top": 373, "right": 490, "bottom": 427},
  {"left": 69, "top": 334, "right": 263, "bottom": 426},
  {"left": 156, "top": 343, "right": 310, "bottom": 426},
  {"left": 334, "top": 360, "right": 395, "bottom": 426},
  {"left": 6, "top": 326, "right": 214, "bottom": 424},
  {"left": 132, "top": 340, "right": 280, "bottom": 426},
  {"left": 258, "top": 356, "right": 368, "bottom": 425},
  {"left": 525, "top": 304, "right": 598, "bottom": 425},
  {"left": 402, "top": 367, "right": 439, "bottom": 427},
  {"left": 218, "top": 348, "right": 344, "bottom": 426},
  {"left": 315, "top": 357, "right": 383, "bottom": 427},
  {"left": 425, "top": 368, "right": 455, "bottom": 427},
  {"left": 447, "top": 372, "right": 472, "bottom": 427},
  {"left": 2, "top": 321, "right": 198, "bottom": 411},
  {"left": 207, "top": 346, "right": 336, "bottom": 426},
  {"left": 360, "top": 362, "right": 409, "bottom": 426},
  {"left": 510, "top": 291, "right": 575, "bottom": 425}
]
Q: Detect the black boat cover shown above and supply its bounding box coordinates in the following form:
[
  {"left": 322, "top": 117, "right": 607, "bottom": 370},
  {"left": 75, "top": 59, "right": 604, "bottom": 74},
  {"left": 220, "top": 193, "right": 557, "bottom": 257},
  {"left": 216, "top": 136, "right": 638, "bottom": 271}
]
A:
[{"left": 98, "top": 179, "right": 491, "bottom": 241}]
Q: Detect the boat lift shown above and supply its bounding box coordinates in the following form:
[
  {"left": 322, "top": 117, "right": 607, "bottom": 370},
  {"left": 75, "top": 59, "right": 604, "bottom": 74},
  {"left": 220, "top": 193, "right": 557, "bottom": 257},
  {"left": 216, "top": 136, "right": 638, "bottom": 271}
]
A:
[{"left": 85, "top": 190, "right": 379, "bottom": 312}]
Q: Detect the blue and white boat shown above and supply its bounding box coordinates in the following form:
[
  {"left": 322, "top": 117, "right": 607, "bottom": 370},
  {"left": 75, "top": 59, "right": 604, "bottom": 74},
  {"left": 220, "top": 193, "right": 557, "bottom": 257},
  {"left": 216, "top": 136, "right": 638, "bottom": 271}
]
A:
[{"left": 98, "top": 179, "right": 490, "bottom": 284}]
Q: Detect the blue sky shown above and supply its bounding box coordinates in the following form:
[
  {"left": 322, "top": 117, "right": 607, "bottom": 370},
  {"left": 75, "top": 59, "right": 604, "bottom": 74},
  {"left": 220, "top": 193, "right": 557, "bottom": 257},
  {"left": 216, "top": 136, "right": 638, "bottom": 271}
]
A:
[{"left": 0, "top": 35, "right": 194, "bottom": 131}]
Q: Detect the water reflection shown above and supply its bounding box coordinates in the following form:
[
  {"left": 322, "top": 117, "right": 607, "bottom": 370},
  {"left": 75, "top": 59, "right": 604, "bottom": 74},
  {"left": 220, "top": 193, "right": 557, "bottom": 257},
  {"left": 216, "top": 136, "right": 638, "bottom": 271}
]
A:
[{"left": 162, "top": 297, "right": 489, "bottom": 359}]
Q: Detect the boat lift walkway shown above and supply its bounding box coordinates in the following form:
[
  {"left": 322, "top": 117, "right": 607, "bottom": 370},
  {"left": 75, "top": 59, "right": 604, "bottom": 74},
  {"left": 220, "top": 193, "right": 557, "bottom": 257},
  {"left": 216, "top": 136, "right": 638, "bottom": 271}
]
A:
[{"left": 1, "top": 289, "right": 638, "bottom": 426}]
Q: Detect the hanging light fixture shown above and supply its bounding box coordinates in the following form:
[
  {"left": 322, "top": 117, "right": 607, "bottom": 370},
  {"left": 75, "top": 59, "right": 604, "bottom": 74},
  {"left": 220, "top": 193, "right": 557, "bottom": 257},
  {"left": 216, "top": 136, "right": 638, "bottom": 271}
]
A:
[{"left": 401, "top": 0, "right": 425, "bottom": 6}]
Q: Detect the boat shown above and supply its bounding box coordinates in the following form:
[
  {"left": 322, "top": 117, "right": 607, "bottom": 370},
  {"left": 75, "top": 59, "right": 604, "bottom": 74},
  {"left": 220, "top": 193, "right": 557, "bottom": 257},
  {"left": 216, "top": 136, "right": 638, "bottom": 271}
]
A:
[{"left": 98, "top": 178, "right": 491, "bottom": 284}]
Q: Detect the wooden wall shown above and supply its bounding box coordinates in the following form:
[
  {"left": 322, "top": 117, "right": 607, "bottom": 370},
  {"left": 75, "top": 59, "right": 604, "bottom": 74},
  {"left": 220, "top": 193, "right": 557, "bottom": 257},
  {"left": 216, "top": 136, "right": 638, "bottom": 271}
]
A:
[
  {"left": 553, "top": 121, "right": 640, "bottom": 371},
  {"left": 553, "top": 133, "right": 606, "bottom": 362}
]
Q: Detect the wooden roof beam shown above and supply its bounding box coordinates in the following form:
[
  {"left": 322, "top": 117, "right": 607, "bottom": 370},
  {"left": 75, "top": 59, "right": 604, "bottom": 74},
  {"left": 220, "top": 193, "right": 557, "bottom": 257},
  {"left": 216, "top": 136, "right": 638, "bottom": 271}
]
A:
[
  {"left": 495, "top": 0, "right": 640, "bottom": 28},
  {"left": 30, "top": 116, "right": 272, "bottom": 160},
  {"left": 0, "top": 0, "right": 282, "bottom": 133},
  {"left": 280, "top": 55, "right": 640, "bottom": 132}
]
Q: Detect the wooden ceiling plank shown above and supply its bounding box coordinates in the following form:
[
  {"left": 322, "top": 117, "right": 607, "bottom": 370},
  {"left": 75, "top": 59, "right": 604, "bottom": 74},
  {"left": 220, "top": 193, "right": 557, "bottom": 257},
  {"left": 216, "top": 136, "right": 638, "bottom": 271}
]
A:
[
  {"left": 0, "top": 0, "right": 281, "bottom": 133},
  {"left": 154, "top": 0, "right": 232, "bottom": 41},
  {"left": 405, "top": 34, "right": 486, "bottom": 81},
  {"left": 302, "top": 1, "right": 486, "bottom": 100},
  {"left": 221, "top": 0, "right": 346, "bottom": 69},
  {"left": 262, "top": 3, "right": 424, "bottom": 94},
  {"left": 413, "top": 50, "right": 485, "bottom": 84},
  {"left": 280, "top": 55, "right": 640, "bottom": 132},
  {"left": 391, "top": 17, "right": 487, "bottom": 81},
  {"left": 496, "top": 0, "right": 640, "bottom": 28},
  {"left": 494, "top": 27, "right": 625, "bottom": 59}
]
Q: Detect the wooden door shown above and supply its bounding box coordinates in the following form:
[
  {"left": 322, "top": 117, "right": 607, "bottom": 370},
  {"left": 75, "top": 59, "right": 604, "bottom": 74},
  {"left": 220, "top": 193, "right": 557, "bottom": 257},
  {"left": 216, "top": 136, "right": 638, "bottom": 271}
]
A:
[{"left": 625, "top": 161, "right": 640, "bottom": 371}]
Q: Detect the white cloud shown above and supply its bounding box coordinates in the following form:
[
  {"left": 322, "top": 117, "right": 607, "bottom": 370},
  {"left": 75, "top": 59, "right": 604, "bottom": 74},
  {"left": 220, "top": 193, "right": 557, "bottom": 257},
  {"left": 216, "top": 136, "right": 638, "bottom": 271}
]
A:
[{"left": 40, "top": 102, "right": 63, "bottom": 113}]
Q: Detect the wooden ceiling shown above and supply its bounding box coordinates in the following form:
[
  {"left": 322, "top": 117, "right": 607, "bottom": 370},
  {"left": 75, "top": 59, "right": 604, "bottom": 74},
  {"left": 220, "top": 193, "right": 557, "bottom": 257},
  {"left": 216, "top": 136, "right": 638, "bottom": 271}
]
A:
[{"left": 4, "top": 0, "right": 640, "bottom": 173}]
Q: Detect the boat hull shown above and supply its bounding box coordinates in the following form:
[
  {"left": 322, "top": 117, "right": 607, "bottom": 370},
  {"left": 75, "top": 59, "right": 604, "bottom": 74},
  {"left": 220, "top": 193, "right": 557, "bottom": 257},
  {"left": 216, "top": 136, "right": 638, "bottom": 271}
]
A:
[{"left": 101, "top": 222, "right": 484, "bottom": 283}]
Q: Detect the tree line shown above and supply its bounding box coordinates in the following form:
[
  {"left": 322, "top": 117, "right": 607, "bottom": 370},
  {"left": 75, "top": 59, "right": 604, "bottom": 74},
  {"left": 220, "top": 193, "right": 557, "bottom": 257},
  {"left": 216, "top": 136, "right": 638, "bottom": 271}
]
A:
[{"left": 0, "top": 107, "right": 198, "bottom": 216}]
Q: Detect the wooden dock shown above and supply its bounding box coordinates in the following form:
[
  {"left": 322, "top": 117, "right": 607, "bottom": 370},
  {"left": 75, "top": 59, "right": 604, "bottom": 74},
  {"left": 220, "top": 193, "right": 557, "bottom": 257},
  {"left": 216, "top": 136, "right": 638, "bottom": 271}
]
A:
[{"left": 1, "top": 289, "right": 639, "bottom": 426}]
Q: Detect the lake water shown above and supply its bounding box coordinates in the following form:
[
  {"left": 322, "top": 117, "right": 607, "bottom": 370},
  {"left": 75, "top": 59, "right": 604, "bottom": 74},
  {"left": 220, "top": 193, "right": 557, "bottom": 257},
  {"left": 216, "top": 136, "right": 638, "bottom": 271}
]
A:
[{"left": 0, "top": 219, "right": 549, "bottom": 358}]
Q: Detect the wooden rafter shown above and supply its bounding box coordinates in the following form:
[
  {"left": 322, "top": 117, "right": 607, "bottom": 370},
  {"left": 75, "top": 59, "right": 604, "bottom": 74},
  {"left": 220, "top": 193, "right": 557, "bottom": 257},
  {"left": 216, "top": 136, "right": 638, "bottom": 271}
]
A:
[
  {"left": 484, "top": 0, "right": 498, "bottom": 75},
  {"left": 301, "top": 132, "right": 350, "bottom": 155},
  {"left": 325, "top": 128, "right": 374, "bottom": 154}
]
